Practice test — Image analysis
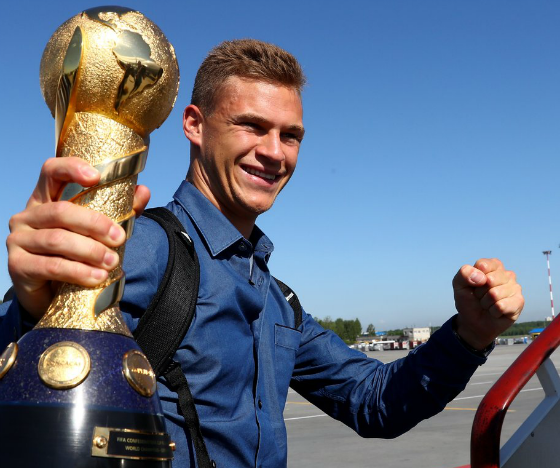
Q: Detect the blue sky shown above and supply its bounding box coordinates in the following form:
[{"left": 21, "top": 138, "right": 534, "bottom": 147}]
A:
[{"left": 1, "top": 1, "right": 559, "bottom": 330}]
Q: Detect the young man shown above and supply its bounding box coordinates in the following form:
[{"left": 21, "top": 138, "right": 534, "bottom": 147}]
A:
[{"left": 1, "top": 39, "right": 524, "bottom": 467}]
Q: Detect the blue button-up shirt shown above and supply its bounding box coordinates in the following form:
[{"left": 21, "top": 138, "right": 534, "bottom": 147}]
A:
[{"left": 0, "top": 181, "right": 487, "bottom": 467}]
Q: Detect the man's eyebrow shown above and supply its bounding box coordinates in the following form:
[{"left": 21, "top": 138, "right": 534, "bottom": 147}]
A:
[{"left": 232, "top": 113, "right": 305, "bottom": 135}]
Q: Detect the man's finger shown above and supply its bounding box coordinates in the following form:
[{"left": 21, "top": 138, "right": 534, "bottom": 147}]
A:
[
  {"left": 488, "top": 295, "right": 524, "bottom": 320},
  {"left": 27, "top": 157, "right": 100, "bottom": 208},
  {"left": 473, "top": 258, "right": 504, "bottom": 275},
  {"left": 9, "top": 229, "right": 120, "bottom": 270},
  {"left": 8, "top": 249, "right": 109, "bottom": 289},
  {"left": 12, "top": 202, "right": 125, "bottom": 247},
  {"left": 453, "top": 264, "right": 488, "bottom": 290},
  {"left": 478, "top": 282, "right": 519, "bottom": 310},
  {"left": 132, "top": 184, "right": 151, "bottom": 217}
]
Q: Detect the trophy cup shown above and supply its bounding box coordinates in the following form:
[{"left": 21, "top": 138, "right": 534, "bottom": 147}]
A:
[{"left": 0, "top": 7, "right": 180, "bottom": 466}]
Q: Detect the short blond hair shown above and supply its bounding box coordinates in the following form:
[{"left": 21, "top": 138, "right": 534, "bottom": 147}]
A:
[{"left": 191, "top": 39, "right": 306, "bottom": 114}]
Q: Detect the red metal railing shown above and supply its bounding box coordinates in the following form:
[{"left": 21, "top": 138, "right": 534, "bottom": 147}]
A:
[{"left": 470, "top": 317, "right": 560, "bottom": 468}]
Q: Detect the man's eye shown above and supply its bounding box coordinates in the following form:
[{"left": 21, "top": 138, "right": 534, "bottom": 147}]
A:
[{"left": 282, "top": 133, "right": 302, "bottom": 144}]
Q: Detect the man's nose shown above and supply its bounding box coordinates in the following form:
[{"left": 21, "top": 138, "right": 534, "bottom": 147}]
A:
[{"left": 256, "top": 132, "right": 284, "bottom": 161}]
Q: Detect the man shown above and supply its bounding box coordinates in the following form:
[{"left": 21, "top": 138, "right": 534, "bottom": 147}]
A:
[{"left": 1, "top": 39, "right": 524, "bottom": 467}]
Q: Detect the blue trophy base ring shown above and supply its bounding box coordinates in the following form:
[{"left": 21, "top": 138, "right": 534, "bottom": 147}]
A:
[{"left": 0, "top": 328, "right": 173, "bottom": 467}]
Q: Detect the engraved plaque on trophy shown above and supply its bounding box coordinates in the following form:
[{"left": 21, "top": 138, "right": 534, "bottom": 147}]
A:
[{"left": 0, "top": 7, "right": 179, "bottom": 466}]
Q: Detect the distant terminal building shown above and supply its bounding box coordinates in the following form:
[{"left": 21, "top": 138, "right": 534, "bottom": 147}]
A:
[{"left": 402, "top": 327, "right": 431, "bottom": 342}]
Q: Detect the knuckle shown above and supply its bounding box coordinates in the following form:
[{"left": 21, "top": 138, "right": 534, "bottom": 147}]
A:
[
  {"left": 8, "top": 213, "right": 23, "bottom": 232},
  {"left": 71, "top": 262, "right": 86, "bottom": 281},
  {"left": 487, "top": 287, "right": 501, "bottom": 302},
  {"left": 5, "top": 232, "right": 18, "bottom": 250},
  {"left": 45, "top": 257, "right": 64, "bottom": 278},
  {"left": 90, "top": 211, "right": 111, "bottom": 235},
  {"left": 51, "top": 201, "right": 72, "bottom": 218},
  {"left": 7, "top": 252, "right": 24, "bottom": 276},
  {"left": 44, "top": 229, "right": 66, "bottom": 250},
  {"left": 456, "top": 265, "right": 470, "bottom": 281},
  {"left": 89, "top": 242, "right": 106, "bottom": 264},
  {"left": 91, "top": 210, "right": 105, "bottom": 227},
  {"left": 491, "top": 300, "right": 506, "bottom": 315},
  {"left": 41, "top": 158, "right": 58, "bottom": 175}
]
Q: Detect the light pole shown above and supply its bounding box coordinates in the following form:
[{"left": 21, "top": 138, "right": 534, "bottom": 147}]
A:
[{"left": 543, "top": 250, "right": 555, "bottom": 319}]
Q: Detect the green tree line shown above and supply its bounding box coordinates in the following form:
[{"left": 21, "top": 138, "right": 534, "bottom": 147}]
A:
[
  {"left": 314, "top": 316, "right": 362, "bottom": 344},
  {"left": 498, "top": 320, "right": 549, "bottom": 337},
  {"left": 312, "top": 317, "right": 550, "bottom": 344}
]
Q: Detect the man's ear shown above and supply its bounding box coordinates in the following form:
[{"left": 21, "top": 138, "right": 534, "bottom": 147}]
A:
[{"left": 183, "top": 105, "right": 203, "bottom": 146}]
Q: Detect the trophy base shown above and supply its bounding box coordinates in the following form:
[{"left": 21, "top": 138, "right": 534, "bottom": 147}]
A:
[
  {"left": 0, "top": 328, "right": 173, "bottom": 467},
  {"left": 0, "top": 404, "right": 170, "bottom": 467}
]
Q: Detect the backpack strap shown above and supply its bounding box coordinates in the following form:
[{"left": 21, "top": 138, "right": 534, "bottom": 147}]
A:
[
  {"left": 134, "top": 207, "right": 200, "bottom": 376},
  {"left": 273, "top": 277, "right": 303, "bottom": 329},
  {"left": 133, "top": 207, "right": 213, "bottom": 468}
]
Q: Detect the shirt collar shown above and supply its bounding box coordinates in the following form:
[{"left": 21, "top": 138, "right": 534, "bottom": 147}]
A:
[{"left": 172, "top": 181, "right": 274, "bottom": 258}]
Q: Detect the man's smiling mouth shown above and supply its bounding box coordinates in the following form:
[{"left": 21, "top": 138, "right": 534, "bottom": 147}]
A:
[{"left": 243, "top": 166, "right": 278, "bottom": 181}]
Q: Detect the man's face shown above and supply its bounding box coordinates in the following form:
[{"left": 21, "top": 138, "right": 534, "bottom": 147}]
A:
[{"left": 186, "top": 76, "right": 304, "bottom": 233}]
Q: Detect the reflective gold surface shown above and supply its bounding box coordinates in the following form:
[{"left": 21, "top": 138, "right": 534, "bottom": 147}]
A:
[
  {"left": 38, "top": 341, "right": 91, "bottom": 389},
  {"left": 0, "top": 343, "right": 18, "bottom": 380},
  {"left": 35, "top": 7, "right": 179, "bottom": 334},
  {"left": 60, "top": 147, "right": 148, "bottom": 202},
  {"left": 122, "top": 349, "right": 156, "bottom": 397},
  {"left": 55, "top": 26, "right": 82, "bottom": 146},
  {"left": 40, "top": 7, "right": 180, "bottom": 138}
]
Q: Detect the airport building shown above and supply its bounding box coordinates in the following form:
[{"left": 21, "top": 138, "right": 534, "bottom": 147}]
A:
[{"left": 402, "top": 327, "right": 431, "bottom": 342}]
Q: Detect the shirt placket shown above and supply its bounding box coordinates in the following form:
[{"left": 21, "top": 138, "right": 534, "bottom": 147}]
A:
[{"left": 251, "top": 246, "right": 273, "bottom": 467}]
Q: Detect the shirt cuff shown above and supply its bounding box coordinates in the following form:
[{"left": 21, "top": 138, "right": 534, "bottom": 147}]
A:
[
  {"left": 430, "top": 315, "right": 492, "bottom": 366},
  {"left": 451, "top": 315, "right": 494, "bottom": 358},
  {"left": 0, "top": 297, "right": 38, "bottom": 349}
]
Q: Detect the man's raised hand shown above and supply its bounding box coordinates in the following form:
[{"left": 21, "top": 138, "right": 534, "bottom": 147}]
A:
[
  {"left": 6, "top": 157, "right": 150, "bottom": 320},
  {"left": 452, "top": 258, "right": 524, "bottom": 351}
]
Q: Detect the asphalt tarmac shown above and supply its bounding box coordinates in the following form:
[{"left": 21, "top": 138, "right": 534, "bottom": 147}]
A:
[{"left": 285, "top": 342, "right": 554, "bottom": 468}]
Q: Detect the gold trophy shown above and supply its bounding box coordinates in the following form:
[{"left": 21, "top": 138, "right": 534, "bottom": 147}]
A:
[{"left": 0, "top": 7, "right": 179, "bottom": 466}]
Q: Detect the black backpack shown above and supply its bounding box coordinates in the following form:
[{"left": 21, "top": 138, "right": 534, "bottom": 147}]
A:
[{"left": 133, "top": 207, "right": 303, "bottom": 468}]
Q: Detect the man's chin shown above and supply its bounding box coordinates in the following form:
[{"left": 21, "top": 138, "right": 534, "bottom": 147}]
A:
[{"left": 240, "top": 198, "right": 276, "bottom": 216}]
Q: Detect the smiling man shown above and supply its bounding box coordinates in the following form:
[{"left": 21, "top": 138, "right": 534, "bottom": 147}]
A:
[
  {"left": 184, "top": 75, "right": 304, "bottom": 238},
  {"left": 1, "top": 39, "right": 524, "bottom": 467}
]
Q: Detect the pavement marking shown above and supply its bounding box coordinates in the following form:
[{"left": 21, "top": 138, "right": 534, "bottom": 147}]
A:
[
  {"left": 453, "top": 387, "right": 543, "bottom": 401},
  {"left": 285, "top": 414, "right": 327, "bottom": 421},
  {"left": 284, "top": 406, "right": 516, "bottom": 422},
  {"left": 469, "top": 381, "right": 495, "bottom": 385},
  {"left": 445, "top": 407, "right": 515, "bottom": 412},
  {"left": 473, "top": 371, "right": 522, "bottom": 377},
  {"left": 473, "top": 368, "right": 560, "bottom": 377}
]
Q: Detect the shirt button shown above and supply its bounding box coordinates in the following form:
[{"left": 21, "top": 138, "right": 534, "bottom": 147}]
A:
[
  {"left": 211, "top": 461, "right": 217, "bottom": 468},
  {"left": 257, "top": 277, "right": 263, "bottom": 286},
  {"left": 239, "top": 243, "right": 247, "bottom": 251},
  {"left": 258, "top": 399, "right": 263, "bottom": 409}
]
